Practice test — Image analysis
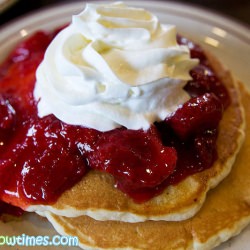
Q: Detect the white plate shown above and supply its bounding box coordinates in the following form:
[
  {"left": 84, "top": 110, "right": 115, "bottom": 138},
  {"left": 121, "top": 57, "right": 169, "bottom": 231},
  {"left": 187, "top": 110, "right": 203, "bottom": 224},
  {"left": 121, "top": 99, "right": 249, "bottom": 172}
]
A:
[{"left": 0, "top": 1, "right": 249, "bottom": 249}]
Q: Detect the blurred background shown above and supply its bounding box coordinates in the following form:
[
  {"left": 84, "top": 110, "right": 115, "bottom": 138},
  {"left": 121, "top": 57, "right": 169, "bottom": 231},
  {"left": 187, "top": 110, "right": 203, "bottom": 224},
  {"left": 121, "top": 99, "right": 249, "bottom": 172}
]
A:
[{"left": 0, "top": 0, "right": 250, "bottom": 27}]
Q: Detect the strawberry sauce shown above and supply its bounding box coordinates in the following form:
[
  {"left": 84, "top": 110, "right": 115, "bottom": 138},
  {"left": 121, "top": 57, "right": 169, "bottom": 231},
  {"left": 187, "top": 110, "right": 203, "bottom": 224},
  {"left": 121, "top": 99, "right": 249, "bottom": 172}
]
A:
[{"left": 0, "top": 29, "right": 230, "bottom": 214}]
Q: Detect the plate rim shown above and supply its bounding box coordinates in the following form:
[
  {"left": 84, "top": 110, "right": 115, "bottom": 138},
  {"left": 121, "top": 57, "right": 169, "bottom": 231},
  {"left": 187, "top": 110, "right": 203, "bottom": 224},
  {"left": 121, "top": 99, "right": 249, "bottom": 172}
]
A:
[
  {"left": 0, "top": 0, "right": 18, "bottom": 13},
  {"left": 0, "top": 2, "right": 249, "bottom": 249},
  {"left": 0, "top": 0, "right": 249, "bottom": 44}
]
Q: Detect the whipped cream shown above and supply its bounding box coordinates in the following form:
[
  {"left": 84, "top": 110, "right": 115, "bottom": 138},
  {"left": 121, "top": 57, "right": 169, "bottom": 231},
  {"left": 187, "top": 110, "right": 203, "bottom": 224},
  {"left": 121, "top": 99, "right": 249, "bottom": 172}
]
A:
[{"left": 34, "top": 2, "right": 198, "bottom": 131}]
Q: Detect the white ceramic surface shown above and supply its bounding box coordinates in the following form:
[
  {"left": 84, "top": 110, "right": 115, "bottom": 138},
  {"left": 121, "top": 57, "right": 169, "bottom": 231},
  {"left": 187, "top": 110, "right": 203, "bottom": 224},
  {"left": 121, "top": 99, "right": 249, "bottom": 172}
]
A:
[{"left": 0, "top": 1, "right": 249, "bottom": 249}]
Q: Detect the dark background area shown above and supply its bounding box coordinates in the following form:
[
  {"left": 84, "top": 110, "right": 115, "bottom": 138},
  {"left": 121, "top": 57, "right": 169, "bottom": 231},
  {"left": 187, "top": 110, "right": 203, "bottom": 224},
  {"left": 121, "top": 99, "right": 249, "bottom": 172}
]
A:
[{"left": 1, "top": 0, "right": 250, "bottom": 28}]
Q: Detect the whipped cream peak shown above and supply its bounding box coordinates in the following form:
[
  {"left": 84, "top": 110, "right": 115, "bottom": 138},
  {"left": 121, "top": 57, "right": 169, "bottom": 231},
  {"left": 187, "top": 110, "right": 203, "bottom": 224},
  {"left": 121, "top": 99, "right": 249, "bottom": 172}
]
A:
[
  {"left": 73, "top": 2, "right": 158, "bottom": 46},
  {"left": 34, "top": 2, "right": 198, "bottom": 131}
]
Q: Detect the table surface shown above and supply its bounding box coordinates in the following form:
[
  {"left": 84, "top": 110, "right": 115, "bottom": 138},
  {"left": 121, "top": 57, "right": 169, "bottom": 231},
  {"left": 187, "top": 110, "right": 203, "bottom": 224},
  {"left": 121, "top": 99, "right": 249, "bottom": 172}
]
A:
[{"left": 0, "top": 0, "right": 250, "bottom": 28}]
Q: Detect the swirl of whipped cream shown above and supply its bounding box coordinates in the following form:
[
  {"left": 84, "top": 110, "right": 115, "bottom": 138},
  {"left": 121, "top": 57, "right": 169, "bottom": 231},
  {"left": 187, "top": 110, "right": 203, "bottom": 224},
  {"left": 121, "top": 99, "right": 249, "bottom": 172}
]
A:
[{"left": 34, "top": 2, "right": 198, "bottom": 131}]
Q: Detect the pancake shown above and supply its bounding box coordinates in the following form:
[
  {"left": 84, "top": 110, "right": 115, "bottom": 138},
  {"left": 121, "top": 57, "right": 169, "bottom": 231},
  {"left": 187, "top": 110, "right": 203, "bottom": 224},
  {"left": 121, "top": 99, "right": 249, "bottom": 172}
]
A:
[
  {"left": 29, "top": 51, "right": 245, "bottom": 223},
  {"left": 45, "top": 83, "right": 250, "bottom": 250}
]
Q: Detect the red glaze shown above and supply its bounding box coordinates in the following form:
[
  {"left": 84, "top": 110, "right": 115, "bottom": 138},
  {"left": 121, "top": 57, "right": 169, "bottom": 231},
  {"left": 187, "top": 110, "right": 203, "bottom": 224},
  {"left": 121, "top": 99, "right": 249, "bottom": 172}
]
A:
[
  {"left": 88, "top": 127, "right": 177, "bottom": 202},
  {"left": 0, "top": 30, "right": 231, "bottom": 213},
  {"left": 177, "top": 35, "right": 231, "bottom": 109}
]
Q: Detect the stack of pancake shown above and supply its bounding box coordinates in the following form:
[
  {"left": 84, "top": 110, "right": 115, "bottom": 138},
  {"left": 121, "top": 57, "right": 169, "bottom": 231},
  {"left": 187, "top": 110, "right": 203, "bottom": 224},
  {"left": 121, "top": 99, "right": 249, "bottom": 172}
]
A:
[{"left": 27, "top": 50, "right": 250, "bottom": 250}]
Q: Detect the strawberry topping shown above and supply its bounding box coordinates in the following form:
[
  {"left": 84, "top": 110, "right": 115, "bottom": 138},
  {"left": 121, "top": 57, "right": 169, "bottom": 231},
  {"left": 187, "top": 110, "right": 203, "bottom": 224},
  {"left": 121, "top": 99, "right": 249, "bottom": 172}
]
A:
[{"left": 0, "top": 30, "right": 230, "bottom": 213}]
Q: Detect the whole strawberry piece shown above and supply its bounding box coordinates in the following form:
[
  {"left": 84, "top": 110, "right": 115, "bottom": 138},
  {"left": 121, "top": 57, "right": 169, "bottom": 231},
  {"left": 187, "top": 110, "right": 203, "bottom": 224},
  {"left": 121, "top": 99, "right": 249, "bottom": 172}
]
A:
[
  {"left": 185, "top": 64, "right": 230, "bottom": 108},
  {"left": 166, "top": 93, "right": 223, "bottom": 140}
]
